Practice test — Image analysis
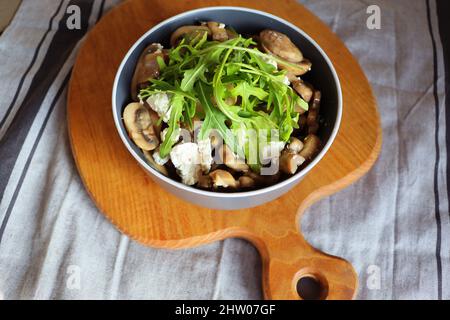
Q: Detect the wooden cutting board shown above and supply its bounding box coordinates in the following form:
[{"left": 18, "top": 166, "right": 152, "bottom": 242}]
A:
[{"left": 67, "top": 0, "right": 381, "bottom": 300}]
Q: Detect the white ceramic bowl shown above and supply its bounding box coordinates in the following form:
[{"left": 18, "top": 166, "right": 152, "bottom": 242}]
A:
[{"left": 112, "top": 6, "right": 342, "bottom": 210}]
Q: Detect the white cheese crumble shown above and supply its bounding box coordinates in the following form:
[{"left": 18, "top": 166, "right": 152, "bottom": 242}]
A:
[
  {"left": 197, "top": 138, "right": 213, "bottom": 173},
  {"left": 283, "top": 76, "right": 291, "bottom": 86},
  {"left": 147, "top": 93, "right": 172, "bottom": 123},
  {"left": 218, "top": 23, "right": 226, "bottom": 29},
  {"left": 153, "top": 148, "right": 169, "bottom": 166},
  {"left": 170, "top": 143, "right": 201, "bottom": 185},
  {"left": 169, "top": 138, "right": 213, "bottom": 185}
]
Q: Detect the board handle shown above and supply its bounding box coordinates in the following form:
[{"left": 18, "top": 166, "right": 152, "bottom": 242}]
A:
[{"left": 256, "top": 229, "right": 358, "bottom": 300}]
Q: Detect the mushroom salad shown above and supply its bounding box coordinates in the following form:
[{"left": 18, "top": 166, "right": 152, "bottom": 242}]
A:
[{"left": 123, "top": 22, "right": 322, "bottom": 192}]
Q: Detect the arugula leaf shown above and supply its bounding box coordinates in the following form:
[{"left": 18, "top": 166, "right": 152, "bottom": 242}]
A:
[
  {"left": 156, "top": 56, "right": 166, "bottom": 70},
  {"left": 196, "top": 82, "right": 244, "bottom": 157},
  {"left": 180, "top": 63, "right": 206, "bottom": 92},
  {"left": 159, "top": 94, "right": 184, "bottom": 158},
  {"left": 140, "top": 31, "right": 310, "bottom": 166},
  {"left": 230, "top": 81, "right": 268, "bottom": 110}
]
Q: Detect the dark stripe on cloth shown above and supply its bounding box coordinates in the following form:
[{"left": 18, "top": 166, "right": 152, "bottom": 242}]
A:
[
  {"left": 426, "top": 0, "right": 442, "bottom": 300},
  {"left": 0, "top": 73, "right": 71, "bottom": 246},
  {"left": 97, "top": 0, "right": 106, "bottom": 22},
  {"left": 0, "top": 0, "right": 65, "bottom": 130},
  {"left": 0, "top": 0, "right": 94, "bottom": 200}
]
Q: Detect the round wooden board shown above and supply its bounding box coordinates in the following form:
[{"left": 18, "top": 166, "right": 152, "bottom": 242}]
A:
[{"left": 67, "top": 0, "right": 381, "bottom": 300}]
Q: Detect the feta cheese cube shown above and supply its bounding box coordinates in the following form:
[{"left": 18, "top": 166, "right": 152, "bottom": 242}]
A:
[
  {"left": 170, "top": 143, "right": 201, "bottom": 185},
  {"left": 153, "top": 148, "right": 169, "bottom": 166},
  {"left": 146, "top": 93, "right": 172, "bottom": 123},
  {"left": 197, "top": 138, "right": 213, "bottom": 173}
]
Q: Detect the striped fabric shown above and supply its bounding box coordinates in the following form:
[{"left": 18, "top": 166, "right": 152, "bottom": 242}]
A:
[{"left": 0, "top": 0, "right": 448, "bottom": 299}]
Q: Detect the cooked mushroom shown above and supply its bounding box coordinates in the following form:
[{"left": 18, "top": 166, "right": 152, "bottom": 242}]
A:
[
  {"left": 245, "top": 171, "right": 280, "bottom": 186},
  {"left": 131, "top": 43, "right": 167, "bottom": 101},
  {"left": 207, "top": 22, "right": 228, "bottom": 42},
  {"left": 287, "top": 137, "right": 304, "bottom": 153},
  {"left": 279, "top": 59, "right": 312, "bottom": 77},
  {"left": 292, "top": 79, "right": 313, "bottom": 103},
  {"left": 238, "top": 176, "right": 255, "bottom": 189},
  {"left": 299, "top": 134, "right": 321, "bottom": 160},
  {"left": 280, "top": 151, "right": 306, "bottom": 174},
  {"left": 219, "top": 144, "right": 249, "bottom": 172},
  {"left": 197, "top": 174, "right": 213, "bottom": 189},
  {"left": 298, "top": 114, "right": 307, "bottom": 131},
  {"left": 143, "top": 101, "right": 162, "bottom": 137},
  {"left": 143, "top": 150, "right": 168, "bottom": 176},
  {"left": 260, "top": 30, "right": 303, "bottom": 63},
  {"left": 307, "top": 90, "right": 321, "bottom": 134},
  {"left": 123, "top": 102, "right": 159, "bottom": 150},
  {"left": 170, "top": 26, "right": 211, "bottom": 47},
  {"left": 226, "top": 28, "right": 238, "bottom": 39},
  {"left": 209, "top": 169, "right": 239, "bottom": 188}
]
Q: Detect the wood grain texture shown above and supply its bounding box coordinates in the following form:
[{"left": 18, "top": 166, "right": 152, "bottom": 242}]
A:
[{"left": 67, "top": 0, "right": 382, "bottom": 300}]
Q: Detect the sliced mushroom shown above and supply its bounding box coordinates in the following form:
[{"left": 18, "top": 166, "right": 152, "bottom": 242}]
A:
[
  {"left": 197, "top": 174, "right": 213, "bottom": 189},
  {"left": 292, "top": 79, "right": 313, "bottom": 103},
  {"left": 286, "top": 71, "right": 299, "bottom": 83},
  {"left": 170, "top": 26, "right": 211, "bottom": 47},
  {"left": 238, "top": 176, "right": 255, "bottom": 189},
  {"left": 245, "top": 171, "right": 280, "bottom": 186},
  {"left": 219, "top": 144, "right": 249, "bottom": 172},
  {"left": 307, "top": 90, "right": 321, "bottom": 134},
  {"left": 143, "top": 100, "right": 162, "bottom": 137},
  {"left": 226, "top": 28, "right": 239, "bottom": 39},
  {"left": 207, "top": 21, "right": 228, "bottom": 42},
  {"left": 143, "top": 150, "right": 168, "bottom": 176},
  {"left": 260, "top": 30, "right": 303, "bottom": 63},
  {"left": 209, "top": 169, "right": 239, "bottom": 188},
  {"left": 287, "top": 137, "right": 304, "bottom": 153},
  {"left": 298, "top": 114, "right": 307, "bottom": 131},
  {"left": 131, "top": 43, "right": 167, "bottom": 101},
  {"left": 280, "top": 151, "right": 306, "bottom": 174},
  {"left": 299, "top": 134, "right": 321, "bottom": 160},
  {"left": 123, "top": 102, "right": 159, "bottom": 150},
  {"left": 279, "top": 59, "right": 312, "bottom": 77}
]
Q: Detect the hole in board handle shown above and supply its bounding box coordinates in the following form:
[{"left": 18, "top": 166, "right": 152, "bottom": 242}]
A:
[{"left": 295, "top": 270, "right": 329, "bottom": 300}]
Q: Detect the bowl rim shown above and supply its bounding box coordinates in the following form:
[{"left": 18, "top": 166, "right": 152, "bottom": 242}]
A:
[{"left": 112, "top": 6, "right": 342, "bottom": 199}]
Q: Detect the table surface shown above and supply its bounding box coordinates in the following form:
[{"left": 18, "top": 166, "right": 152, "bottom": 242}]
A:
[{"left": 0, "top": 0, "right": 448, "bottom": 300}]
